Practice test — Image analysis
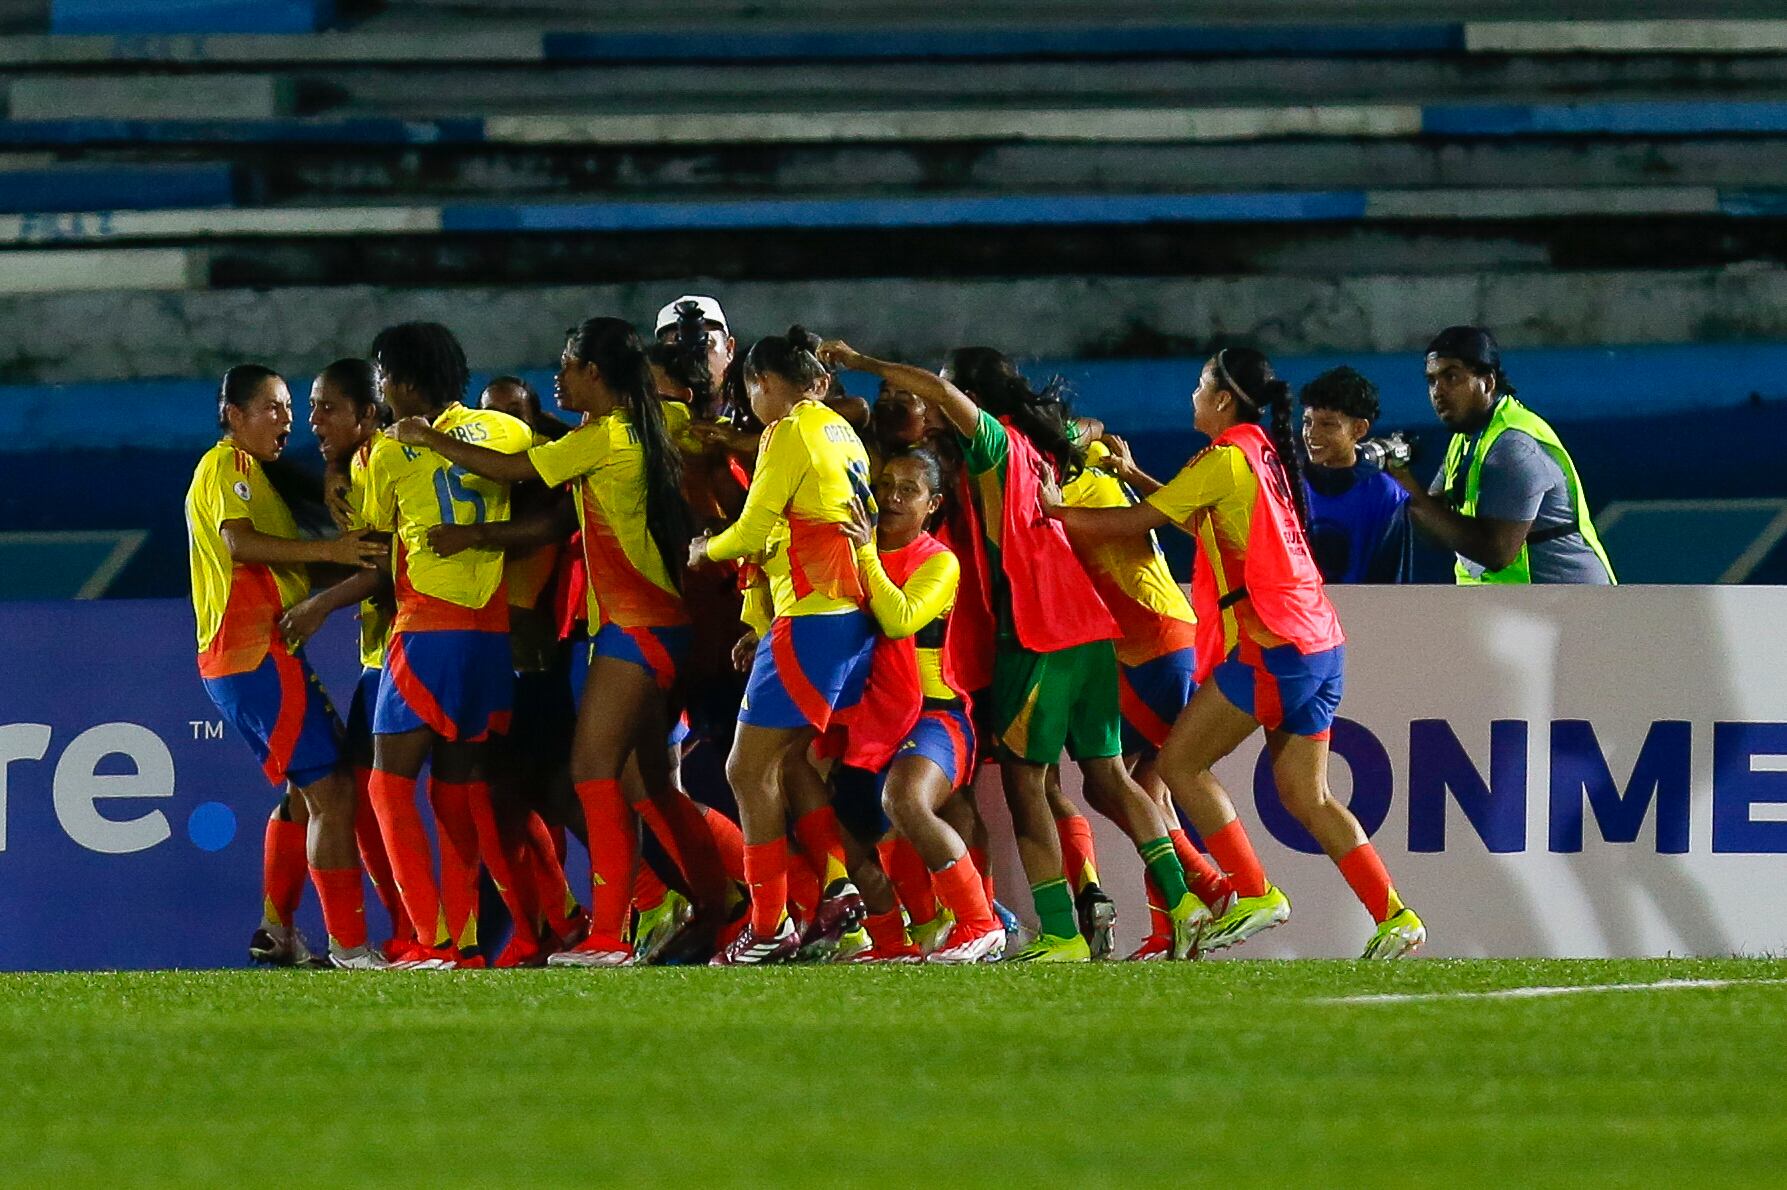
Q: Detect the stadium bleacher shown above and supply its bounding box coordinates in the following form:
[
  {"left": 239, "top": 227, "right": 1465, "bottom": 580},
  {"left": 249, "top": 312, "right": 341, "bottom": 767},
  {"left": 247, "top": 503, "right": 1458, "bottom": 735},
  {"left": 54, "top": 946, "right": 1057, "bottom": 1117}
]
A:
[{"left": 4, "top": 0, "right": 1787, "bottom": 592}]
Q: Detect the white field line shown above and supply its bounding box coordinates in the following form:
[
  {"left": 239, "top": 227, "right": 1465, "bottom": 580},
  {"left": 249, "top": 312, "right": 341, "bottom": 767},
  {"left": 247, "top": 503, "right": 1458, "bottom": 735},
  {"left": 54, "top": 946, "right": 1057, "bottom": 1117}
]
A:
[{"left": 1319, "top": 977, "right": 1787, "bottom": 1005}]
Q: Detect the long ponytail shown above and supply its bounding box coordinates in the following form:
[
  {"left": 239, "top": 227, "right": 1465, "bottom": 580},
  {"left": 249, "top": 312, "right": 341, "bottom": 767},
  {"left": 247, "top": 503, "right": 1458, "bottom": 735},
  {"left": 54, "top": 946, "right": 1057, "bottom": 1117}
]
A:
[
  {"left": 566, "top": 318, "right": 694, "bottom": 589},
  {"left": 1214, "top": 347, "right": 1311, "bottom": 536}
]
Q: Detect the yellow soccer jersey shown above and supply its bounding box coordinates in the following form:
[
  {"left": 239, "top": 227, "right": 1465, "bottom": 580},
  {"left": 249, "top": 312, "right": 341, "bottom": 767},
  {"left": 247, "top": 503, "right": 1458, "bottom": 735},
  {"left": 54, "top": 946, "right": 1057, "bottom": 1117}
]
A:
[
  {"left": 185, "top": 439, "right": 310, "bottom": 677},
  {"left": 707, "top": 399, "right": 873, "bottom": 618},
  {"left": 361, "top": 403, "right": 533, "bottom": 632},
  {"left": 1061, "top": 440, "right": 1196, "bottom": 665},
  {"left": 346, "top": 441, "right": 392, "bottom": 668},
  {"left": 529, "top": 409, "right": 688, "bottom": 629}
]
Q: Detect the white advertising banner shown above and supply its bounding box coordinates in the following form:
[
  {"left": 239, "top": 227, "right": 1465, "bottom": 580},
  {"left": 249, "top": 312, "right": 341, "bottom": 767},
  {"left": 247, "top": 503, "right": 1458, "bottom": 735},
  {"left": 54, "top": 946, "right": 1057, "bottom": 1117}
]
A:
[{"left": 978, "top": 586, "right": 1787, "bottom": 959}]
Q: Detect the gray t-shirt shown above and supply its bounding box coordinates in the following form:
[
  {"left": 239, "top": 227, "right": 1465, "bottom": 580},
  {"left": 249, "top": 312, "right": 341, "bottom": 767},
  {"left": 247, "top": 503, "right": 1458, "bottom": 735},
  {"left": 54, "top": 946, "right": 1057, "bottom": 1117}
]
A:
[{"left": 1431, "top": 429, "right": 1612, "bottom": 584}]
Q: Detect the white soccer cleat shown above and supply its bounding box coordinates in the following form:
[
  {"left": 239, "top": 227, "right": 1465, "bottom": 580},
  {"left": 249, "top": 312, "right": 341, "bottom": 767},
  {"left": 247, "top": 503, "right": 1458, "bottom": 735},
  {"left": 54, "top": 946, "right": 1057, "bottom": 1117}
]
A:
[
  {"left": 328, "top": 944, "right": 392, "bottom": 970},
  {"left": 927, "top": 925, "right": 1007, "bottom": 965},
  {"left": 547, "top": 944, "right": 632, "bottom": 968}
]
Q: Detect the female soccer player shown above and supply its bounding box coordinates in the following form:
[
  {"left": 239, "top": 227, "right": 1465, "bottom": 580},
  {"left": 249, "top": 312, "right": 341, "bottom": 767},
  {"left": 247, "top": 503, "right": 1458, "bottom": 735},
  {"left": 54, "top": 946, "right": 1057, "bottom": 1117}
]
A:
[
  {"left": 689, "top": 326, "right": 875, "bottom": 966},
  {"left": 270, "top": 357, "right": 416, "bottom": 960},
  {"left": 359, "top": 322, "right": 537, "bottom": 967},
  {"left": 391, "top": 317, "right": 731, "bottom": 966},
  {"left": 185, "top": 363, "right": 387, "bottom": 968},
  {"left": 1043, "top": 347, "right": 1425, "bottom": 959},
  {"left": 820, "top": 342, "right": 1208, "bottom": 962},
  {"left": 837, "top": 448, "right": 1007, "bottom": 964},
  {"left": 1054, "top": 433, "right": 1234, "bottom": 960}
]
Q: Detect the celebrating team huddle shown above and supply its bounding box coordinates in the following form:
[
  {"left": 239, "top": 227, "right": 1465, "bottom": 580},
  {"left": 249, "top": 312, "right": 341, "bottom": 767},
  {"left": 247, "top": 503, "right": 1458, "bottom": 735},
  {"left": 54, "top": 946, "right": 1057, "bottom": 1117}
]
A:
[{"left": 183, "top": 294, "right": 1426, "bottom": 970}]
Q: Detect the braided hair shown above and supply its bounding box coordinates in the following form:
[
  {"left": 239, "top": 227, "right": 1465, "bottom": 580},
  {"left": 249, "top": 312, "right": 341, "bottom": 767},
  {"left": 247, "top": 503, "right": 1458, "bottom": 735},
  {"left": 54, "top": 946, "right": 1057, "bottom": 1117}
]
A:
[{"left": 1213, "top": 346, "right": 1311, "bottom": 535}]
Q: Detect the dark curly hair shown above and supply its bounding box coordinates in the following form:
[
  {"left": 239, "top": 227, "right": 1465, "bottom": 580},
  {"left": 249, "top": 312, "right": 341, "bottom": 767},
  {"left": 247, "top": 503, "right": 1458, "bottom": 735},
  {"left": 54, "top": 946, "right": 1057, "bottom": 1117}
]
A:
[
  {"left": 369, "top": 322, "right": 469, "bottom": 413},
  {"left": 1299, "top": 365, "right": 1380, "bottom": 422}
]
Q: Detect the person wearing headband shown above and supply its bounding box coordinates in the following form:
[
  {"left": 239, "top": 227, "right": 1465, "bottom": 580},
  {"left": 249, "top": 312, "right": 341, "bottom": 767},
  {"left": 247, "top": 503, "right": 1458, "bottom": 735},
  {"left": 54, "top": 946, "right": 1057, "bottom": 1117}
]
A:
[{"left": 1389, "top": 326, "right": 1614, "bottom": 585}]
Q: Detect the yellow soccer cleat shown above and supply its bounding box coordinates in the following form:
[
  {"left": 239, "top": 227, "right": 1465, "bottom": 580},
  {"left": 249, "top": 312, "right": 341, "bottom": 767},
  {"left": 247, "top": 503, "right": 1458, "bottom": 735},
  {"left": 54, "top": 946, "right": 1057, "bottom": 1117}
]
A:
[
  {"left": 1362, "top": 907, "right": 1426, "bottom": 960},
  {"left": 1202, "top": 885, "right": 1292, "bottom": 952},
  {"left": 1004, "top": 932, "right": 1092, "bottom": 963},
  {"left": 1167, "top": 893, "right": 1215, "bottom": 960}
]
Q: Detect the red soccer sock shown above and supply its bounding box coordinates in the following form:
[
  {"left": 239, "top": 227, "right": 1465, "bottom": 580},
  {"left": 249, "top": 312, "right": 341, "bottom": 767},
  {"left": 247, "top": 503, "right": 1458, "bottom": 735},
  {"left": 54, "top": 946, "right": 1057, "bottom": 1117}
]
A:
[
  {"left": 633, "top": 859, "right": 669, "bottom": 913},
  {"left": 639, "top": 792, "right": 729, "bottom": 905},
  {"left": 574, "top": 778, "right": 637, "bottom": 945},
  {"left": 366, "top": 770, "right": 445, "bottom": 948},
  {"left": 464, "top": 783, "right": 537, "bottom": 948},
  {"left": 1054, "top": 814, "right": 1100, "bottom": 894},
  {"left": 262, "top": 813, "right": 306, "bottom": 930},
  {"left": 792, "top": 805, "right": 849, "bottom": 888},
  {"left": 864, "top": 908, "right": 918, "bottom": 957},
  {"left": 1204, "top": 819, "right": 1269, "bottom": 899},
  {"left": 701, "top": 805, "right": 747, "bottom": 882},
  {"left": 1170, "top": 827, "right": 1232, "bottom": 909},
  {"left": 742, "top": 837, "right": 790, "bottom": 936},
  {"left": 1337, "top": 842, "right": 1403, "bottom": 924},
  {"left": 877, "top": 837, "right": 940, "bottom": 926},
  {"left": 525, "top": 814, "right": 581, "bottom": 937},
  {"left": 931, "top": 854, "right": 997, "bottom": 935},
  {"left": 786, "top": 846, "right": 821, "bottom": 926},
  {"left": 353, "top": 770, "right": 412, "bottom": 941},
  {"left": 968, "top": 845, "right": 995, "bottom": 909},
  {"left": 1142, "top": 873, "right": 1172, "bottom": 945},
  {"left": 309, "top": 866, "right": 368, "bottom": 952},
  {"left": 427, "top": 778, "right": 483, "bottom": 953}
]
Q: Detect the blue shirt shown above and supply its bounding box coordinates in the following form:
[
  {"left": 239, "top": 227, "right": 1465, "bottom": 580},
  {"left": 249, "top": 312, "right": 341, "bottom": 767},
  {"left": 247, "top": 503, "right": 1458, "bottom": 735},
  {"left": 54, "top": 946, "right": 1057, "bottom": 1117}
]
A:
[{"left": 1304, "top": 459, "right": 1412, "bottom": 584}]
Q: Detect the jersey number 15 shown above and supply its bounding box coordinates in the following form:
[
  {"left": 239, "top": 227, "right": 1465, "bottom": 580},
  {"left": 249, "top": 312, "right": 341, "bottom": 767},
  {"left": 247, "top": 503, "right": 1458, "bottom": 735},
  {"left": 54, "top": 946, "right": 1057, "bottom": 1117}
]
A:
[{"left": 432, "top": 464, "right": 488, "bottom": 525}]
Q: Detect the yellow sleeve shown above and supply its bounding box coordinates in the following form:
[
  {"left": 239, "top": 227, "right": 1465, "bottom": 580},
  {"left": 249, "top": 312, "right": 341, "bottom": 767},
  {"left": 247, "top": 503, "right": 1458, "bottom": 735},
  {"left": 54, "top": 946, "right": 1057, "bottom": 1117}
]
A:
[
  {"left": 212, "top": 460, "right": 254, "bottom": 525},
  {"left": 1145, "top": 445, "right": 1241, "bottom": 526},
  {"left": 488, "top": 412, "right": 535, "bottom": 455},
  {"left": 662, "top": 400, "right": 703, "bottom": 455},
  {"left": 707, "top": 418, "right": 805, "bottom": 563},
  {"left": 361, "top": 439, "right": 397, "bottom": 532},
  {"left": 528, "top": 423, "right": 610, "bottom": 489},
  {"left": 855, "top": 546, "right": 958, "bottom": 640},
  {"left": 740, "top": 572, "right": 774, "bottom": 637}
]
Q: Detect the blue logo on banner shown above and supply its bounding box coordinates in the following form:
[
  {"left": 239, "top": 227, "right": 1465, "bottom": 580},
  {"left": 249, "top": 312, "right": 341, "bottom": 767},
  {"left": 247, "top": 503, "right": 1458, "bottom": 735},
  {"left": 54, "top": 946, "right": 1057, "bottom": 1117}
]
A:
[{"left": 1251, "top": 715, "right": 1787, "bottom": 856}]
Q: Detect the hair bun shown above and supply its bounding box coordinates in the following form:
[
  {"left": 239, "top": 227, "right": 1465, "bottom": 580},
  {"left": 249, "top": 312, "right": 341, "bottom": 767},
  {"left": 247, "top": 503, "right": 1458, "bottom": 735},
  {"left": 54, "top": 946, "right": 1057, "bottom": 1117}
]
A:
[{"left": 786, "top": 325, "right": 823, "bottom": 356}]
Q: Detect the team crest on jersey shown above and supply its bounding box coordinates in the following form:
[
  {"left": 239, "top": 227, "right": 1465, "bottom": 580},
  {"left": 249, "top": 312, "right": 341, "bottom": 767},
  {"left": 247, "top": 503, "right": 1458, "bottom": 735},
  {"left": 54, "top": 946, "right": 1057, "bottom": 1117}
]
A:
[{"left": 233, "top": 480, "right": 252, "bottom": 501}]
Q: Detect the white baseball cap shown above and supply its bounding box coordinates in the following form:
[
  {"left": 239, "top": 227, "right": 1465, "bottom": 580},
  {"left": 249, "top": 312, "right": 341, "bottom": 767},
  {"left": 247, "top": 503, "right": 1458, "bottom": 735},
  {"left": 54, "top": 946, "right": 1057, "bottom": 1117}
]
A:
[{"left": 655, "top": 294, "right": 729, "bottom": 336}]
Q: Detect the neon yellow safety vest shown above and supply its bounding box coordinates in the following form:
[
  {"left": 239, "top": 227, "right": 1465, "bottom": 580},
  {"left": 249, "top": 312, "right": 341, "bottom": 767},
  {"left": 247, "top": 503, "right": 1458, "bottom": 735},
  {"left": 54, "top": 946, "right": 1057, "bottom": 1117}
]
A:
[{"left": 1438, "top": 396, "right": 1616, "bottom": 586}]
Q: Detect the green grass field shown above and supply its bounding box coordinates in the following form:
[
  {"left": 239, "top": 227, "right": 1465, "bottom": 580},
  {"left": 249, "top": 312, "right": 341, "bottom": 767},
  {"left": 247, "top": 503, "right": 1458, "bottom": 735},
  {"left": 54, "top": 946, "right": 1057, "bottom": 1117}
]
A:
[{"left": 3, "top": 958, "right": 1784, "bottom": 1186}]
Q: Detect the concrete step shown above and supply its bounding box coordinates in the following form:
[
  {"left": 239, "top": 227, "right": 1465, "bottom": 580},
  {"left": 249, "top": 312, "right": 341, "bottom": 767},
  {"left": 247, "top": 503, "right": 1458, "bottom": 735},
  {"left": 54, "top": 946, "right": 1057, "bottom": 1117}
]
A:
[
  {"left": 6, "top": 264, "right": 1785, "bottom": 383},
  {"left": 7, "top": 73, "right": 293, "bottom": 120}
]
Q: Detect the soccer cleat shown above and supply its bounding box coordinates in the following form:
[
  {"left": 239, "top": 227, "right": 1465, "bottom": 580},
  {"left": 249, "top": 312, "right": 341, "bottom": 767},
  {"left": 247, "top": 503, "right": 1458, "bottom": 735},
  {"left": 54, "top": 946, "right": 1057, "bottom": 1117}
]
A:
[
  {"left": 1004, "top": 932, "right": 1091, "bottom": 963},
  {"left": 328, "top": 944, "right": 390, "bottom": 970},
  {"left": 797, "top": 879, "right": 867, "bottom": 958},
  {"left": 846, "top": 942, "right": 922, "bottom": 964},
  {"left": 1361, "top": 907, "right": 1426, "bottom": 960},
  {"left": 546, "top": 935, "right": 633, "bottom": 968},
  {"left": 388, "top": 944, "right": 457, "bottom": 970},
  {"left": 1075, "top": 882, "right": 1117, "bottom": 960},
  {"left": 709, "top": 916, "right": 802, "bottom": 967},
  {"left": 1168, "top": 893, "right": 1215, "bottom": 960},
  {"left": 248, "top": 924, "right": 315, "bottom": 968},
  {"left": 1202, "top": 885, "right": 1292, "bottom": 952},
  {"left": 909, "top": 909, "right": 955, "bottom": 957},
  {"left": 992, "top": 899, "right": 1026, "bottom": 950},
  {"left": 494, "top": 936, "right": 552, "bottom": 969},
  {"left": 631, "top": 888, "right": 694, "bottom": 966},
  {"left": 1125, "top": 935, "right": 1172, "bottom": 962},
  {"left": 828, "top": 926, "right": 873, "bottom": 964},
  {"left": 927, "top": 924, "right": 1007, "bottom": 965}
]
